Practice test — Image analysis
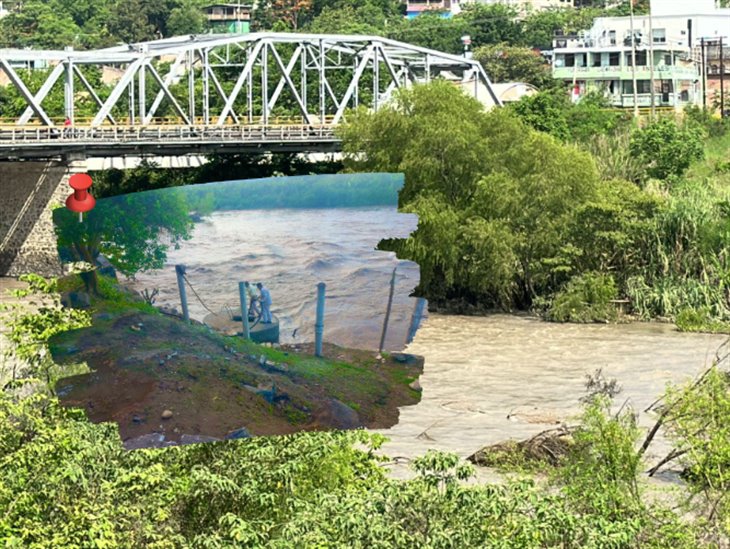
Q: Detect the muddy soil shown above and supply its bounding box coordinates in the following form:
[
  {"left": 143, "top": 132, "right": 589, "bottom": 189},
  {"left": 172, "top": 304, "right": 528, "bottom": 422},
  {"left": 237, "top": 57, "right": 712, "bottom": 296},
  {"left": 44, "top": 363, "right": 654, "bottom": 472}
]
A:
[{"left": 49, "top": 310, "right": 423, "bottom": 447}]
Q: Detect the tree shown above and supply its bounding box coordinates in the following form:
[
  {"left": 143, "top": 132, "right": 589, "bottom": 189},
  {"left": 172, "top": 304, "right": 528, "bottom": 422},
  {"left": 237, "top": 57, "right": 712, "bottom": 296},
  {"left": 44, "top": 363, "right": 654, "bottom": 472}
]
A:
[
  {"left": 53, "top": 187, "right": 193, "bottom": 293},
  {"left": 511, "top": 88, "right": 628, "bottom": 143},
  {"left": 268, "top": 0, "right": 314, "bottom": 30},
  {"left": 472, "top": 43, "right": 553, "bottom": 88},
  {"left": 0, "top": 2, "right": 79, "bottom": 49},
  {"left": 167, "top": 0, "right": 208, "bottom": 36},
  {"left": 108, "top": 0, "right": 155, "bottom": 43},
  {"left": 381, "top": 12, "right": 466, "bottom": 55},
  {"left": 630, "top": 117, "right": 706, "bottom": 181},
  {"left": 341, "top": 81, "right": 600, "bottom": 308},
  {"left": 305, "top": 4, "right": 388, "bottom": 35},
  {"left": 459, "top": 3, "right": 521, "bottom": 48}
]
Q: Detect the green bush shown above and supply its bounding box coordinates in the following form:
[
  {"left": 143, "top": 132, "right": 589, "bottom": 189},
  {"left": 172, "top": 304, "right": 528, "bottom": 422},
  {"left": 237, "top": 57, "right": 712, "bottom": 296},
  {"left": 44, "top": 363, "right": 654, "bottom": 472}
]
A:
[
  {"left": 547, "top": 273, "right": 619, "bottom": 323},
  {"left": 0, "top": 390, "right": 703, "bottom": 548},
  {"left": 660, "top": 365, "right": 730, "bottom": 543},
  {"left": 675, "top": 307, "right": 730, "bottom": 334},
  {"left": 626, "top": 276, "right": 730, "bottom": 321},
  {"left": 630, "top": 117, "right": 705, "bottom": 181},
  {"left": 684, "top": 105, "right": 730, "bottom": 138}
]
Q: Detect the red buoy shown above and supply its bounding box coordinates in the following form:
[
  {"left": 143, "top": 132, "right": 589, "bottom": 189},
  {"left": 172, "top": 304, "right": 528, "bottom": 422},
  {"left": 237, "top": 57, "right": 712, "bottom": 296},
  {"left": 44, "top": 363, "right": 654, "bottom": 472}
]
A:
[{"left": 66, "top": 173, "right": 95, "bottom": 222}]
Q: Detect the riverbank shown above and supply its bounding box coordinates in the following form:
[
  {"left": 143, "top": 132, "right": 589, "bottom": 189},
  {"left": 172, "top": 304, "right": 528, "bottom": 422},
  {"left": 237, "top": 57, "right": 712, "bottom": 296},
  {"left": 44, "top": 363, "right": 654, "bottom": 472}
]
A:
[{"left": 43, "top": 274, "right": 423, "bottom": 448}]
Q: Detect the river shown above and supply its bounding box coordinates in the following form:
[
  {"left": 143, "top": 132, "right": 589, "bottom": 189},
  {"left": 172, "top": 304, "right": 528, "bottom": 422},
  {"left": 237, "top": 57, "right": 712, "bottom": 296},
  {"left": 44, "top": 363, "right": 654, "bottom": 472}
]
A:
[
  {"left": 376, "top": 314, "right": 726, "bottom": 479},
  {"left": 129, "top": 207, "right": 422, "bottom": 351}
]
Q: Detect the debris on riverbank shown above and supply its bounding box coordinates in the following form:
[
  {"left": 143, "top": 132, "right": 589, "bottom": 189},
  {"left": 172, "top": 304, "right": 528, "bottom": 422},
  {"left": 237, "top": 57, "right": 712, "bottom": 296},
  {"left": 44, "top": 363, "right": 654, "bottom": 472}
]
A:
[{"left": 468, "top": 426, "right": 575, "bottom": 469}]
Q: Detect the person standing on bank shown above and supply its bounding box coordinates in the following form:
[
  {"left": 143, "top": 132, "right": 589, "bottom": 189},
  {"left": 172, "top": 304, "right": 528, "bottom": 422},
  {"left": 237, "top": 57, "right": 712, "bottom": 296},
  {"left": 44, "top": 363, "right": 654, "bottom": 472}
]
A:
[{"left": 257, "top": 282, "right": 273, "bottom": 324}]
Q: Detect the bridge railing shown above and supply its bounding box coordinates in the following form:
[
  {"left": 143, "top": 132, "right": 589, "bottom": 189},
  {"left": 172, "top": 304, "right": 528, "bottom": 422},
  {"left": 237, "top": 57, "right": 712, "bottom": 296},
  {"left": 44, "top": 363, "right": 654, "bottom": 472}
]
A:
[
  {"left": 0, "top": 115, "right": 339, "bottom": 129},
  {"left": 0, "top": 123, "right": 340, "bottom": 145}
]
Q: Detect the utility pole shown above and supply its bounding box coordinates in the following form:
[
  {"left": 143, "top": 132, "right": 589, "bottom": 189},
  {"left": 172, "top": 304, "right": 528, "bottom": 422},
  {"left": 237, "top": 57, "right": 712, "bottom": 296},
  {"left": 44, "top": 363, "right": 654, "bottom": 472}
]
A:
[
  {"left": 629, "top": 0, "right": 639, "bottom": 118},
  {"left": 720, "top": 38, "right": 726, "bottom": 118},
  {"left": 648, "top": 4, "right": 656, "bottom": 119},
  {"left": 701, "top": 38, "right": 707, "bottom": 109}
]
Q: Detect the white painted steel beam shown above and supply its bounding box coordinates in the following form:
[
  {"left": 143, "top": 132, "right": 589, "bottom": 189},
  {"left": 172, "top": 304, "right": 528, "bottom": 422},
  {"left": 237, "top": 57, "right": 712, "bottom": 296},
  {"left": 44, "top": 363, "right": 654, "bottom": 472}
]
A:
[{"left": 0, "top": 32, "right": 501, "bottom": 130}]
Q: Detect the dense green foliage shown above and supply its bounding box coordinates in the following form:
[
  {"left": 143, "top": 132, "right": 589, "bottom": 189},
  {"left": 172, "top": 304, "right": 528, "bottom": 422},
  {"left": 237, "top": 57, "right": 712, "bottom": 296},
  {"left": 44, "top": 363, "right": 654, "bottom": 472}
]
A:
[
  {"left": 510, "top": 89, "right": 630, "bottom": 142},
  {"left": 472, "top": 43, "right": 553, "bottom": 89},
  {"left": 675, "top": 307, "right": 730, "bottom": 334},
  {"left": 630, "top": 118, "right": 706, "bottom": 181},
  {"left": 0, "top": 377, "right": 707, "bottom": 548},
  {"left": 0, "top": 274, "right": 91, "bottom": 389},
  {"left": 342, "top": 82, "right": 730, "bottom": 324},
  {"left": 0, "top": 0, "right": 642, "bottom": 57}
]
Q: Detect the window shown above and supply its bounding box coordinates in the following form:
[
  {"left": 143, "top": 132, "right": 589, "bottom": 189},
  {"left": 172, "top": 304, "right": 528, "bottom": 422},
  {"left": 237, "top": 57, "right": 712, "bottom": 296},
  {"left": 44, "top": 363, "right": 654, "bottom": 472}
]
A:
[
  {"left": 593, "top": 53, "right": 601, "bottom": 67},
  {"left": 664, "top": 54, "right": 672, "bottom": 66},
  {"left": 652, "top": 28, "right": 666, "bottom": 43},
  {"left": 627, "top": 51, "right": 647, "bottom": 66},
  {"left": 565, "top": 54, "right": 575, "bottom": 67},
  {"left": 609, "top": 30, "right": 617, "bottom": 45},
  {"left": 609, "top": 52, "right": 620, "bottom": 66},
  {"left": 623, "top": 80, "right": 651, "bottom": 94}
]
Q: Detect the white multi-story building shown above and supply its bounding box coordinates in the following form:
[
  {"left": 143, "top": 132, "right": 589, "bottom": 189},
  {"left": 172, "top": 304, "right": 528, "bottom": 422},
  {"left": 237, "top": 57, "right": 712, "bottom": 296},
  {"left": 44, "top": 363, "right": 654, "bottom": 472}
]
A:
[
  {"left": 406, "top": 0, "right": 575, "bottom": 20},
  {"left": 552, "top": 0, "right": 730, "bottom": 109}
]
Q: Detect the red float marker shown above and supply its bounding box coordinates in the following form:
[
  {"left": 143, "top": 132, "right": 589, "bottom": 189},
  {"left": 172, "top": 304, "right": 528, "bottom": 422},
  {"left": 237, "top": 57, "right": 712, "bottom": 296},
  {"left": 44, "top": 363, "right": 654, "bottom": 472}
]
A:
[{"left": 66, "top": 173, "right": 95, "bottom": 223}]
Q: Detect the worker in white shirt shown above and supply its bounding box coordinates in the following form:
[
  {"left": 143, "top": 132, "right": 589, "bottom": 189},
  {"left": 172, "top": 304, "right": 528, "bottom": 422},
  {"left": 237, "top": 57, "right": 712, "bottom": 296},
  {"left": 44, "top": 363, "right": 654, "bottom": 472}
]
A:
[
  {"left": 244, "top": 281, "right": 260, "bottom": 318},
  {"left": 256, "top": 282, "right": 273, "bottom": 323}
]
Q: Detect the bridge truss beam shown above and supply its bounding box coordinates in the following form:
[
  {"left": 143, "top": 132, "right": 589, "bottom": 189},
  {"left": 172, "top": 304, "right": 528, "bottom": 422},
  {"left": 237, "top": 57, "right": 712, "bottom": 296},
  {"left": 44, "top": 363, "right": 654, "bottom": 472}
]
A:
[{"left": 0, "top": 32, "right": 501, "bottom": 130}]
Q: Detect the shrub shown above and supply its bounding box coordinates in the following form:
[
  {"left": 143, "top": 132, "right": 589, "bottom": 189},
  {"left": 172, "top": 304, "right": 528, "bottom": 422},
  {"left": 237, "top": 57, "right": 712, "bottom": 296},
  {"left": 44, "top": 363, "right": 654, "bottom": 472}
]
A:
[
  {"left": 548, "top": 272, "right": 619, "bottom": 323},
  {"left": 676, "top": 307, "right": 730, "bottom": 334},
  {"left": 630, "top": 117, "right": 705, "bottom": 181}
]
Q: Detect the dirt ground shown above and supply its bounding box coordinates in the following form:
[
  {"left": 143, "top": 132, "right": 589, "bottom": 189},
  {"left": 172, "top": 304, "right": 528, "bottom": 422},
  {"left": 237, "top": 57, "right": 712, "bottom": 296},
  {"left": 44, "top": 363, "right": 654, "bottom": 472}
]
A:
[{"left": 49, "top": 309, "right": 423, "bottom": 446}]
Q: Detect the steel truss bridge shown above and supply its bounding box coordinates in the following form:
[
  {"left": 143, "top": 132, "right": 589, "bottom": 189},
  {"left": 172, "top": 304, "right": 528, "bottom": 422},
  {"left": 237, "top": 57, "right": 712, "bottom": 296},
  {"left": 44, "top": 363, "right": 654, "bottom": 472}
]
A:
[{"left": 0, "top": 33, "right": 499, "bottom": 160}]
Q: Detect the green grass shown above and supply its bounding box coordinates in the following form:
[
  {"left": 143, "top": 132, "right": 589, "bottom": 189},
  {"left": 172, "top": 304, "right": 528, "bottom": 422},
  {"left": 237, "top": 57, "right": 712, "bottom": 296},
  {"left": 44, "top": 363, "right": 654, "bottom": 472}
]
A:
[{"left": 675, "top": 307, "right": 730, "bottom": 334}]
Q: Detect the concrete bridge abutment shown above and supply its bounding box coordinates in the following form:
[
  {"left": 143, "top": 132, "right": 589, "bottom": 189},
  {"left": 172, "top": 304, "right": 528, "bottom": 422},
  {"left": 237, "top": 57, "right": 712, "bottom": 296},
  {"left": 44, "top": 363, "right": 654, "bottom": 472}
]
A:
[{"left": 0, "top": 155, "right": 87, "bottom": 277}]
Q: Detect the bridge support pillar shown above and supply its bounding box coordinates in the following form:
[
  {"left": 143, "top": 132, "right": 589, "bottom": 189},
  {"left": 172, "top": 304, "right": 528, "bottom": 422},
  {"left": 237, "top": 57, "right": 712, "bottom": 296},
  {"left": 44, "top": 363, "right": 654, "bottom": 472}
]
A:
[{"left": 0, "top": 154, "right": 88, "bottom": 277}]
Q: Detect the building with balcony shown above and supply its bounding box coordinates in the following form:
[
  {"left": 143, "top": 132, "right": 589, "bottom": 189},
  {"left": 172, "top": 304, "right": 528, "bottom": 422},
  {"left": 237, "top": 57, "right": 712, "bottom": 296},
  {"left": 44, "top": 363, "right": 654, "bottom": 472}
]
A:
[
  {"left": 405, "top": 0, "right": 457, "bottom": 19},
  {"left": 202, "top": 3, "right": 252, "bottom": 34},
  {"left": 551, "top": 0, "right": 730, "bottom": 109},
  {"left": 405, "top": 0, "right": 575, "bottom": 20}
]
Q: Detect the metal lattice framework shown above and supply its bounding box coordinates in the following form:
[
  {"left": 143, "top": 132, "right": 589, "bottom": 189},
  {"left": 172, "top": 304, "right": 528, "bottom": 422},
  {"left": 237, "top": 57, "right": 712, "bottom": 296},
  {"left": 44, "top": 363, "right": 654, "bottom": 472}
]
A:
[{"left": 0, "top": 32, "right": 500, "bottom": 158}]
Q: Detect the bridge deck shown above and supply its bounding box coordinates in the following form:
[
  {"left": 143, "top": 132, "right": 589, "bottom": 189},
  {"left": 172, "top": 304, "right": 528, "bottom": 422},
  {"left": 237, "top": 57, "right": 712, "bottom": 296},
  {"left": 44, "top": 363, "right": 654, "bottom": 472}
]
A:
[{"left": 0, "top": 124, "right": 340, "bottom": 159}]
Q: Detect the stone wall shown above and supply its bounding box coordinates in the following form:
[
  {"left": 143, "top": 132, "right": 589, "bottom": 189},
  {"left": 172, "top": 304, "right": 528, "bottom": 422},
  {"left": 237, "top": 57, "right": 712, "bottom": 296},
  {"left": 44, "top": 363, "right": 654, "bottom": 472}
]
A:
[{"left": 0, "top": 161, "right": 71, "bottom": 277}]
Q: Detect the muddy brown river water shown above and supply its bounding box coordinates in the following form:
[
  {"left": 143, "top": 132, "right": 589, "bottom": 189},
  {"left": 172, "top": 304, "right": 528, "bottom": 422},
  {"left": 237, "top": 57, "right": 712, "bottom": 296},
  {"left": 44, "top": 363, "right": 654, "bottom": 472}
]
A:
[{"left": 375, "top": 314, "right": 727, "bottom": 479}]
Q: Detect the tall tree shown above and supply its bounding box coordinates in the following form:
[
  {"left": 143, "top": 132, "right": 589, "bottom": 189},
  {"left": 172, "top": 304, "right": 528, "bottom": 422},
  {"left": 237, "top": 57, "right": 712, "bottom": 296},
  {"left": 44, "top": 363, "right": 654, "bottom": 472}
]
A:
[
  {"left": 473, "top": 44, "right": 553, "bottom": 88},
  {"left": 108, "top": 0, "right": 155, "bottom": 43},
  {"left": 341, "top": 81, "right": 600, "bottom": 308}
]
